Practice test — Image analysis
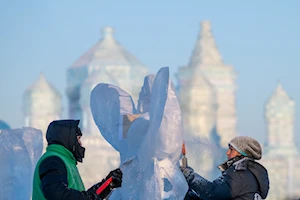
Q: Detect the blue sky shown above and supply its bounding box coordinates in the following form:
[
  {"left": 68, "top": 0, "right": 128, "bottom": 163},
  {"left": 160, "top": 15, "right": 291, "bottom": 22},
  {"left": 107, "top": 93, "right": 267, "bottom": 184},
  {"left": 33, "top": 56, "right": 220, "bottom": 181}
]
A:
[{"left": 0, "top": 1, "right": 299, "bottom": 144}]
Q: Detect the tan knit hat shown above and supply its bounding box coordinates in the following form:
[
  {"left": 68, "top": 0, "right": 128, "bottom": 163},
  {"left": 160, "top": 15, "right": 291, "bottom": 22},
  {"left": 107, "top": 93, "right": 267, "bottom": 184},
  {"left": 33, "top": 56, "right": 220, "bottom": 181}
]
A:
[{"left": 229, "top": 136, "right": 262, "bottom": 160}]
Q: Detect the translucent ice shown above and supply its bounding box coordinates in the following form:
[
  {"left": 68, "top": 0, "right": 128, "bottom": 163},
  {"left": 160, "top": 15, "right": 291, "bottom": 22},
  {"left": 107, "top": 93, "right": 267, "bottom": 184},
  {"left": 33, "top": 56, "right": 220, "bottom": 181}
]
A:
[
  {"left": 0, "top": 127, "right": 43, "bottom": 200},
  {"left": 90, "top": 67, "right": 188, "bottom": 199}
]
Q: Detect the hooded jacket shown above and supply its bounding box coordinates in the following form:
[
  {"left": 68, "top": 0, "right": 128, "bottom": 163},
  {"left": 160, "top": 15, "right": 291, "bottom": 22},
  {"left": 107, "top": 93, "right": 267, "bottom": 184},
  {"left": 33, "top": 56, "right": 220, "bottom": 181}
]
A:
[
  {"left": 186, "top": 157, "right": 269, "bottom": 200},
  {"left": 32, "top": 120, "right": 87, "bottom": 200}
]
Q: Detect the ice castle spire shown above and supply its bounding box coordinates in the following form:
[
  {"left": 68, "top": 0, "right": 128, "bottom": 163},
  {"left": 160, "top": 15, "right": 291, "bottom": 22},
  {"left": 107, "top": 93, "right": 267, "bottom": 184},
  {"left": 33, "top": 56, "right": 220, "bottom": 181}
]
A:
[
  {"left": 265, "top": 83, "right": 297, "bottom": 156},
  {"left": 101, "top": 26, "right": 115, "bottom": 42},
  {"left": 189, "top": 21, "right": 223, "bottom": 67}
]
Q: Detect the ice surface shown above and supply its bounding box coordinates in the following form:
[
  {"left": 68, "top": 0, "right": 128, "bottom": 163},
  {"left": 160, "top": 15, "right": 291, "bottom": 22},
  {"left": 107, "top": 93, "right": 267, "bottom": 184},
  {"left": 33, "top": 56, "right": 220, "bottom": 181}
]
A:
[
  {"left": 137, "top": 74, "right": 156, "bottom": 113},
  {"left": 22, "top": 127, "right": 43, "bottom": 194},
  {"left": 90, "top": 67, "right": 188, "bottom": 199},
  {"left": 90, "top": 83, "right": 137, "bottom": 152},
  {"left": 0, "top": 127, "right": 43, "bottom": 200},
  {"left": 139, "top": 67, "right": 182, "bottom": 165}
]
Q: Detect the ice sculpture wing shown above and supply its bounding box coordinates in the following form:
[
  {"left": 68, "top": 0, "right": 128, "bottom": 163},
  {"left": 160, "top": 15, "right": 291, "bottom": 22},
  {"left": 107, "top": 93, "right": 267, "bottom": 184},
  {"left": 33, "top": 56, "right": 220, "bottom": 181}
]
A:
[{"left": 90, "top": 83, "right": 137, "bottom": 151}]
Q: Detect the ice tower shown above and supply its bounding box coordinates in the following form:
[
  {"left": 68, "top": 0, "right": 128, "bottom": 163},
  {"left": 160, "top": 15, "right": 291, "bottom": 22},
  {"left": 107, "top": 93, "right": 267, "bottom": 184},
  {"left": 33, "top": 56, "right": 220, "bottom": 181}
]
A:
[
  {"left": 23, "top": 73, "right": 61, "bottom": 149},
  {"left": 264, "top": 83, "right": 297, "bottom": 155},
  {"left": 178, "top": 21, "right": 237, "bottom": 148},
  {"left": 177, "top": 21, "right": 234, "bottom": 179},
  {"left": 261, "top": 83, "right": 300, "bottom": 199}
]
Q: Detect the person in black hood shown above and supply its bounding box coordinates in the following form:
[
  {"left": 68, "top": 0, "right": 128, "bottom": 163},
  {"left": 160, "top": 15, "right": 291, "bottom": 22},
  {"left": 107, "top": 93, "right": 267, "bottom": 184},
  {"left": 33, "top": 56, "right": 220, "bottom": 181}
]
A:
[
  {"left": 181, "top": 136, "right": 269, "bottom": 200},
  {"left": 32, "top": 119, "right": 123, "bottom": 200}
]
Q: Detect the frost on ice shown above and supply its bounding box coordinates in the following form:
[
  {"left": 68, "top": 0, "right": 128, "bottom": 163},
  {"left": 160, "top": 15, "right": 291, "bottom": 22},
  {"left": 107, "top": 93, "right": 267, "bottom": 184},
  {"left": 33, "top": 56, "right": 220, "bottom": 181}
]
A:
[{"left": 90, "top": 67, "right": 188, "bottom": 199}]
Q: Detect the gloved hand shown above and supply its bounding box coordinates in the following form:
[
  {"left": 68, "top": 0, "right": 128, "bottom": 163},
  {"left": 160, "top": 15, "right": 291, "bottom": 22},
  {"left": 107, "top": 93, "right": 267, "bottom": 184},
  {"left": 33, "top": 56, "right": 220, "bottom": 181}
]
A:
[
  {"left": 106, "top": 168, "right": 123, "bottom": 188},
  {"left": 84, "top": 168, "right": 123, "bottom": 200},
  {"left": 180, "top": 166, "right": 195, "bottom": 182}
]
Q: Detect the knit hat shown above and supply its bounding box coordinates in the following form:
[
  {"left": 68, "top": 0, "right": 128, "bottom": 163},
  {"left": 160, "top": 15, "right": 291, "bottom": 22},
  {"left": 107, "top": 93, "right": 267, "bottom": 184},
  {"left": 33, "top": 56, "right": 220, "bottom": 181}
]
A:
[{"left": 229, "top": 136, "right": 262, "bottom": 160}]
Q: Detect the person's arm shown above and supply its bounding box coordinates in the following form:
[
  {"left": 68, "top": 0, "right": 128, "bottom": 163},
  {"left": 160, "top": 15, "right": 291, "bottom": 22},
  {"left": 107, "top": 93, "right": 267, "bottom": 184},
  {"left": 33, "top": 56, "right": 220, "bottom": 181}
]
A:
[
  {"left": 182, "top": 167, "right": 238, "bottom": 200},
  {"left": 40, "top": 156, "right": 123, "bottom": 200},
  {"left": 39, "top": 156, "right": 87, "bottom": 200},
  {"left": 188, "top": 173, "right": 232, "bottom": 200}
]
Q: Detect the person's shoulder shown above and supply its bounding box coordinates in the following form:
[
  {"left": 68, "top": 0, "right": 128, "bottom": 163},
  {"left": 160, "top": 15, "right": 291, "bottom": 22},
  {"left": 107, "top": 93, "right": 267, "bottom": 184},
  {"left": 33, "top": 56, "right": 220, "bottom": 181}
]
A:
[
  {"left": 248, "top": 160, "right": 268, "bottom": 172},
  {"left": 40, "top": 156, "right": 64, "bottom": 166},
  {"left": 223, "top": 161, "right": 248, "bottom": 177},
  {"left": 222, "top": 165, "right": 237, "bottom": 177},
  {"left": 39, "top": 156, "right": 66, "bottom": 175}
]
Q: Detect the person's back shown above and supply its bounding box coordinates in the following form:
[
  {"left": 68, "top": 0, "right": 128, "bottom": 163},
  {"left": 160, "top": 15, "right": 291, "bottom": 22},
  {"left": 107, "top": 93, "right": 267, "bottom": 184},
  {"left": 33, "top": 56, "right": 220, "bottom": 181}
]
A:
[{"left": 217, "top": 157, "right": 268, "bottom": 200}]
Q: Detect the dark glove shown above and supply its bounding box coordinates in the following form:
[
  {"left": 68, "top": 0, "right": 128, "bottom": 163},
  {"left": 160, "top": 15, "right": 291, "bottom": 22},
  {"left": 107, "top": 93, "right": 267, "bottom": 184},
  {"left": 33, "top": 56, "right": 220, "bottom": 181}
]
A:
[
  {"left": 180, "top": 166, "right": 195, "bottom": 182},
  {"left": 84, "top": 168, "right": 123, "bottom": 200},
  {"left": 106, "top": 168, "right": 123, "bottom": 188}
]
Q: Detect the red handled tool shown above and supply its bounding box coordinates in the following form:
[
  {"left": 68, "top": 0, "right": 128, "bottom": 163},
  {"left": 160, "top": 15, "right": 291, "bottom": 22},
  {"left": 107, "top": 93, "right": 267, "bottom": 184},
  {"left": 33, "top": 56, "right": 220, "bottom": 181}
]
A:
[
  {"left": 182, "top": 141, "right": 188, "bottom": 167},
  {"left": 96, "top": 177, "right": 113, "bottom": 195},
  {"left": 181, "top": 141, "right": 200, "bottom": 198},
  {"left": 96, "top": 158, "right": 133, "bottom": 195}
]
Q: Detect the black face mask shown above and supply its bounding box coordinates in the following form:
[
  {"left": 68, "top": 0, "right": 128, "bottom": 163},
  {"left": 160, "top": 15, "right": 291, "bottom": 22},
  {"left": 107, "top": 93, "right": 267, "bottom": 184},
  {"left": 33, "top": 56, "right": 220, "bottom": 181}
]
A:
[
  {"left": 73, "top": 127, "right": 85, "bottom": 163},
  {"left": 73, "top": 142, "right": 85, "bottom": 163}
]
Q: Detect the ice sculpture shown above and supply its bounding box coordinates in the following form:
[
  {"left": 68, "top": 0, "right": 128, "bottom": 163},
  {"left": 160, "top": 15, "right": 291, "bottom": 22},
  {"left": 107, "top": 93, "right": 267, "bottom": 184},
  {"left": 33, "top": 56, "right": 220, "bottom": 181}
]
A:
[
  {"left": 0, "top": 127, "right": 43, "bottom": 200},
  {"left": 90, "top": 67, "right": 188, "bottom": 199}
]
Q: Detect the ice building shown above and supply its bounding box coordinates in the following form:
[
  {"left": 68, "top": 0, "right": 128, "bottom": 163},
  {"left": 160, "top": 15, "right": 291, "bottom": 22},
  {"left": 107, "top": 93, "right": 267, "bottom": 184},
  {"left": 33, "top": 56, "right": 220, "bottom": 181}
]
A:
[
  {"left": 66, "top": 26, "right": 148, "bottom": 133},
  {"left": 261, "top": 83, "right": 300, "bottom": 199},
  {"left": 66, "top": 27, "right": 149, "bottom": 187},
  {"left": 23, "top": 73, "right": 62, "bottom": 150},
  {"left": 177, "top": 21, "right": 236, "bottom": 179}
]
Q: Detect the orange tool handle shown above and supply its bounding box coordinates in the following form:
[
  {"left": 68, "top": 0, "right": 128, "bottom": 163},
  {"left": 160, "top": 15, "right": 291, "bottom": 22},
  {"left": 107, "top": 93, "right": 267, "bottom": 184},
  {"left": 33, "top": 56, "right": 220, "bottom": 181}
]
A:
[{"left": 96, "top": 177, "right": 113, "bottom": 195}]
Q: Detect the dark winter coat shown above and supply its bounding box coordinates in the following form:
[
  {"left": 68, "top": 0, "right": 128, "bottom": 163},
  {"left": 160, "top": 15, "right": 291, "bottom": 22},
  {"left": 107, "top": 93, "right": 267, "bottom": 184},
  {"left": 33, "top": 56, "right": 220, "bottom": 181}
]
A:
[
  {"left": 33, "top": 145, "right": 86, "bottom": 199},
  {"left": 186, "top": 157, "right": 269, "bottom": 200},
  {"left": 32, "top": 120, "right": 88, "bottom": 200}
]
